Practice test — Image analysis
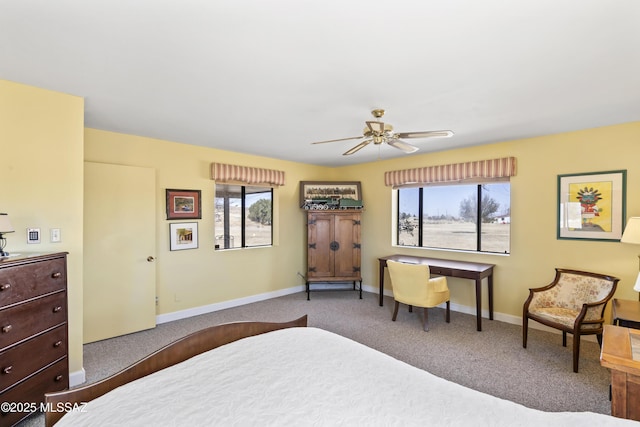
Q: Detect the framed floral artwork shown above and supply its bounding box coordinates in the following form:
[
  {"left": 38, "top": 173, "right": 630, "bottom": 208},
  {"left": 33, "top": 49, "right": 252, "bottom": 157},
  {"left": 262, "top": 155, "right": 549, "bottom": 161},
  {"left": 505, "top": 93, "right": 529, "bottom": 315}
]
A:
[{"left": 557, "top": 170, "right": 626, "bottom": 241}]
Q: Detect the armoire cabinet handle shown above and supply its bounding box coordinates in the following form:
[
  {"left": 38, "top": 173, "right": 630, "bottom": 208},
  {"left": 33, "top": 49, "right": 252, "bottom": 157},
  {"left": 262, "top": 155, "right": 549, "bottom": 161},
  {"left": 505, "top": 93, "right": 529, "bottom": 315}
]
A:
[
  {"left": 53, "top": 306, "right": 62, "bottom": 313},
  {"left": 2, "top": 366, "right": 12, "bottom": 374},
  {"left": 2, "top": 325, "right": 12, "bottom": 333},
  {"left": 54, "top": 375, "right": 64, "bottom": 382},
  {"left": 53, "top": 340, "right": 63, "bottom": 347},
  {"left": 51, "top": 272, "right": 62, "bottom": 279},
  {"left": 0, "top": 283, "right": 10, "bottom": 291}
]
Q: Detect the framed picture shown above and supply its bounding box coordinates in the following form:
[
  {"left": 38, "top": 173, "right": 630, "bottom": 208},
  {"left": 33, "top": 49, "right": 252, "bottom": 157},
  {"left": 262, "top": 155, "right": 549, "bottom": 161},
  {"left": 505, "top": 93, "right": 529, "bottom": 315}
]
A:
[
  {"left": 557, "top": 170, "right": 626, "bottom": 241},
  {"left": 299, "top": 181, "right": 362, "bottom": 208},
  {"left": 169, "top": 222, "right": 199, "bottom": 251},
  {"left": 166, "top": 189, "right": 201, "bottom": 220}
]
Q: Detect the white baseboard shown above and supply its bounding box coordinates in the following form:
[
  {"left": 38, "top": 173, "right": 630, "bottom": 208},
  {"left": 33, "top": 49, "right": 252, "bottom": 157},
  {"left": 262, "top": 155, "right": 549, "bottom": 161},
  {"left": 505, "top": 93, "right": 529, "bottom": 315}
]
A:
[
  {"left": 157, "top": 284, "right": 579, "bottom": 339},
  {"left": 156, "top": 285, "right": 306, "bottom": 324},
  {"left": 69, "top": 367, "right": 86, "bottom": 387}
]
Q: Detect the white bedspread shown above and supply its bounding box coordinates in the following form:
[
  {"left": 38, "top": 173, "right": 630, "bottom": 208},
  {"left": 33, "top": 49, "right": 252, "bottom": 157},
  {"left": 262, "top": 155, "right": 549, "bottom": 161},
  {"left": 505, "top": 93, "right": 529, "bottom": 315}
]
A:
[{"left": 57, "top": 327, "right": 636, "bottom": 426}]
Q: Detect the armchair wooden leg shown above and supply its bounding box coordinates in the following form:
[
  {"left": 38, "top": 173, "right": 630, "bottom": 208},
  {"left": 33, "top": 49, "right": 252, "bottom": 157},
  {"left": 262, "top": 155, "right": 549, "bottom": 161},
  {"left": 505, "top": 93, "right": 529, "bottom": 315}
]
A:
[
  {"left": 573, "top": 334, "right": 580, "bottom": 373},
  {"left": 392, "top": 301, "right": 400, "bottom": 321},
  {"left": 408, "top": 305, "right": 413, "bottom": 313},
  {"left": 423, "top": 307, "right": 429, "bottom": 332},
  {"left": 523, "top": 316, "right": 528, "bottom": 348},
  {"left": 562, "top": 331, "right": 567, "bottom": 347}
]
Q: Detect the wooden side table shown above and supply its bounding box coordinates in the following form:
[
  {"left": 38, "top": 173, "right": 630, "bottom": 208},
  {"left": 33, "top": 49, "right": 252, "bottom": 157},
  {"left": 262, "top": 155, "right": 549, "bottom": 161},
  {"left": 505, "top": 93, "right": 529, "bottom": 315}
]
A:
[
  {"left": 612, "top": 299, "right": 640, "bottom": 329},
  {"left": 600, "top": 325, "right": 640, "bottom": 420}
]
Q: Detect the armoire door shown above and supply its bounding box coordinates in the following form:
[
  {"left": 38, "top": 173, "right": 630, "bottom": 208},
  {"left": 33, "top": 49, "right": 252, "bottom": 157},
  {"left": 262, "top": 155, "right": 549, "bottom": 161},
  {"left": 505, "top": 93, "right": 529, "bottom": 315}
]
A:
[
  {"left": 307, "top": 212, "right": 334, "bottom": 278},
  {"left": 333, "top": 212, "right": 361, "bottom": 278},
  {"left": 83, "top": 162, "right": 156, "bottom": 343}
]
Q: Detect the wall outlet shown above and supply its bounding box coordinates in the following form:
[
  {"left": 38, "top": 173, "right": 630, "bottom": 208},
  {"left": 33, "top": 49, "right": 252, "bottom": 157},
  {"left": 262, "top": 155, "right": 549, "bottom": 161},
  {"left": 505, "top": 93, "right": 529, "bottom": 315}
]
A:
[
  {"left": 50, "top": 228, "right": 61, "bottom": 243},
  {"left": 27, "top": 228, "right": 41, "bottom": 244}
]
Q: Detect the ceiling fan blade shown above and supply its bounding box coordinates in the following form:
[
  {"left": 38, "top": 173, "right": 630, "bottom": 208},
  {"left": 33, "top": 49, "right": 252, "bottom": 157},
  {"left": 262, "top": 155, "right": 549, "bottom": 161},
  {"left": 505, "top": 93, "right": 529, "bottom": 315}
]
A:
[
  {"left": 343, "top": 140, "right": 371, "bottom": 156},
  {"left": 311, "top": 135, "right": 364, "bottom": 145},
  {"left": 366, "top": 121, "right": 385, "bottom": 134},
  {"left": 395, "top": 130, "right": 454, "bottom": 139},
  {"left": 387, "top": 139, "right": 419, "bottom": 154}
]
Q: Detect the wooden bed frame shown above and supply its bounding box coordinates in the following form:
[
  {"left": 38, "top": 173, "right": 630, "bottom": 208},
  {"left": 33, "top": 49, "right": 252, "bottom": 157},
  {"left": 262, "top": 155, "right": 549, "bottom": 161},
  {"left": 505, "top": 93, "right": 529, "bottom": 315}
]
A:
[{"left": 44, "top": 316, "right": 308, "bottom": 426}]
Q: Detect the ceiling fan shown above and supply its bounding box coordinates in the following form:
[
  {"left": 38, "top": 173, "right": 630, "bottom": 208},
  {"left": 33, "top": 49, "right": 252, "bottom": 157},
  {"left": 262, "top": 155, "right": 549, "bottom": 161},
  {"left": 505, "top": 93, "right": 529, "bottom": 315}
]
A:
[{"left": 311, "top": 109, "right": 454, "bottom": 156}]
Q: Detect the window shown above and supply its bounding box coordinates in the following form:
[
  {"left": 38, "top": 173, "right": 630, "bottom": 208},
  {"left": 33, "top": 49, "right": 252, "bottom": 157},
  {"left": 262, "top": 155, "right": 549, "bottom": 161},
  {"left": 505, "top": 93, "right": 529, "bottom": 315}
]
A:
[
  {"left": 397, "top": 182, "right": 510, "bottom": 254},
  {"left": 215, "top": 184, "right": 273, "bottom": 249}
]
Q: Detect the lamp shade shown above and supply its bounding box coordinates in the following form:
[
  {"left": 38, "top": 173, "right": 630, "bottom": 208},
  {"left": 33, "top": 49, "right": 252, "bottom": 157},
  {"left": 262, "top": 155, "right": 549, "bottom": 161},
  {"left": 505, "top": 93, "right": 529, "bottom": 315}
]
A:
[
  {"left": 622, "top": 217, "right": 640, "bottom": 244},
  {"left": 0, "top": 214, "right": 14, "bottom": 233}
]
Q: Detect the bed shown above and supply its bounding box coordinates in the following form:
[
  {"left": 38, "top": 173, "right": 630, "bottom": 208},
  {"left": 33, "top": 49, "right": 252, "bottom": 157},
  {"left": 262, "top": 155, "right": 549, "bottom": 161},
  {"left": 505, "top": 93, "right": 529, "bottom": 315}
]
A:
[{"left": 45, "top": 315, "right": 635, "bottom": 426}]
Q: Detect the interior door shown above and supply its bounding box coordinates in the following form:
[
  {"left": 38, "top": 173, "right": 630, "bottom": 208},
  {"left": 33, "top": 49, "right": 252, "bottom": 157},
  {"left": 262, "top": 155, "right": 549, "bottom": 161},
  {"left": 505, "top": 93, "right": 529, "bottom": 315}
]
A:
[{"left": 83, "top": 162, "right": 156, "bottom": 343}]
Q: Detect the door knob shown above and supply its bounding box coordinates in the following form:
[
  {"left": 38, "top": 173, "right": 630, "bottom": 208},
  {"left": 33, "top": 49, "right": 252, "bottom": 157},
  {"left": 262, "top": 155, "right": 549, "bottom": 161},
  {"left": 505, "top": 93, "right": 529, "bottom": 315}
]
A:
[{"left": 147, "top": 256, "right": 155, "bottom": 262}]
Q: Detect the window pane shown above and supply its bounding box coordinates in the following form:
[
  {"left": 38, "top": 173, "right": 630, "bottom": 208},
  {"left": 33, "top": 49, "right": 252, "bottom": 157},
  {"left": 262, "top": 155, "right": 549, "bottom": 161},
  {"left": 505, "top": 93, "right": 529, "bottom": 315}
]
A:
[
  {"left": 215, "top": 184, "right": 241, "bottom": 249},
  {"left": 398, "top": 187, "right": 419, "bottom": 246},
  {"left": 244, "top": 186, "right": 272, "bottom": 247},
  {"left": 480, "top": 183, "right": 510, "bottom": 253},
  {"left": 422, "top": 185, "right": 477, "bottom": 251}
]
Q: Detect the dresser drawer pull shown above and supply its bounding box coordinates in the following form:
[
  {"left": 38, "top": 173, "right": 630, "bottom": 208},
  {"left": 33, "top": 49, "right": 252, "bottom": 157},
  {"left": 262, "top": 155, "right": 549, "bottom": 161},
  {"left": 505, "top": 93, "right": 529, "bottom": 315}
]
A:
[
  {"left": 55, "top": 375, "right": 64, "bottom": 382},
  {"left": 1, "top": 325, "right": 11, "bottom": 333},
  {"left": 54, "top": 340, "right": 63, "bottom": 348},
  {"left": 53, "top": 306, "right": 62, "bottom": 313},
  {"left": 2, "top": 366, "right": 12, "bottom": 374},
  {"left": 0, "top": 283, "right": 10, "bottom": 291},
  {"left": 51, "top": 272, "right": 62, "bottom": 279}
]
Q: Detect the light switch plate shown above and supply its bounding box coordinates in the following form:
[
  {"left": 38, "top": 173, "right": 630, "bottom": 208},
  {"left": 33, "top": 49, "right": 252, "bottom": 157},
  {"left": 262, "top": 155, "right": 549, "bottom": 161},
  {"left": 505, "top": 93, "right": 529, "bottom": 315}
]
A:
[
  {"left": 50, "top": 228, "right": 61, "bottom": 243},
  {"left": 27, "top": 228, "right": 41, "bottom": 244}
]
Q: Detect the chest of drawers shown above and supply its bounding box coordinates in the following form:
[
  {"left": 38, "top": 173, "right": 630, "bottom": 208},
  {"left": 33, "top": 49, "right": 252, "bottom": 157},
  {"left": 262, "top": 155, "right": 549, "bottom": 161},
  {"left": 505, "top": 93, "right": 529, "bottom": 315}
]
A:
[{"left": 0, "top": 252, "right": 69, "bottom": 426}]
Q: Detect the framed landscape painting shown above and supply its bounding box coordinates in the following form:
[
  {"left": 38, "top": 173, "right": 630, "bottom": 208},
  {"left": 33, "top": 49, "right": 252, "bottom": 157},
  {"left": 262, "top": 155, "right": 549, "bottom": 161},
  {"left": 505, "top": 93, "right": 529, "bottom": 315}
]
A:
[
  {"left": 557, "top": 170, "right": 626, "bottom": 241},
  {"left": 169, "top": 222, "right": 199, "bottom": 251},
  {"left": 166, "top": 189, "right": 201, "bottom": 220}
]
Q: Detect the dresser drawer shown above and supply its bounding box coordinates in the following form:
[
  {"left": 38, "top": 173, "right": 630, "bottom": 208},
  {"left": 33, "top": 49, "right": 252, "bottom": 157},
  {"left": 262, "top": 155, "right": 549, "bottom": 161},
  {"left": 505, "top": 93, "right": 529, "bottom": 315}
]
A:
[
  {"left": 0, "top": 258, "right": 66, "bottom": 307},
  {"left": 0, "top": 358, "right": 68, "bottom": 426},
  {"left": 0, "top": 325, "right": 67, "bottom": 393},
  {"left": 0, "top": 292, "right": 67, "bottom": 351}
]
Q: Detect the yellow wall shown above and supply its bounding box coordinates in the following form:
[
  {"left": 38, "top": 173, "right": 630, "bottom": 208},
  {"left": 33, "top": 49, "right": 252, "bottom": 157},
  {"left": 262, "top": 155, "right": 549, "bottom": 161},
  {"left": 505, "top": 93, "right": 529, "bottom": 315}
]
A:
[
  {"left": 344, "top": 122, "right": 640, "bottom": 321},
  {"left": 84, "top": 129, "right": 332, "bottom": 314},
  {"left": 0, "top": 80, "right": 84, "bottom": 377},
  {"left": 4, "top": 78, "right": 640, "bottom": 380}
]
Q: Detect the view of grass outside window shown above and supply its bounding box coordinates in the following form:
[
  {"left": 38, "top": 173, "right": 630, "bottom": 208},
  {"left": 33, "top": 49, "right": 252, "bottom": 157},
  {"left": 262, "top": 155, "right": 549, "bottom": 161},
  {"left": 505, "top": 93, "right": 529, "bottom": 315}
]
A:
[
  {"left": 215, "top": 184, "right": 273, "bottom": 249},
  {"left": 397, "top": 183, "right": 510, "bottom": 254}
]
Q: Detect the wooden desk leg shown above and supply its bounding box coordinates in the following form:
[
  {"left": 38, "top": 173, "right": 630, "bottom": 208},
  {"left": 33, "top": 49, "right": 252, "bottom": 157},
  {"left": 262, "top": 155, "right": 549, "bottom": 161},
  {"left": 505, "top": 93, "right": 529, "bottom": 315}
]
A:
[
  {"left": 475, "top": 278, "right": 482, "bottom": 331},
  {"left": 379, "top": 261, "right": 385, "bottom": 306},
  {"left": 306, "top": 281, "right": 310, "bottom": 301},
  {"left": 488, "top": 274, "right": 494, "bottom": 321}
]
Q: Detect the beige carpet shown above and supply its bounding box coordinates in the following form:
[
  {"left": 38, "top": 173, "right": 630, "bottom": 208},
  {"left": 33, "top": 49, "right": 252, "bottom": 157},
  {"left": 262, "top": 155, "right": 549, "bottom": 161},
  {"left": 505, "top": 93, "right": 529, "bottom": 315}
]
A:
[{"left": 18, "top": 290, "right": 613, "bottom": 426}]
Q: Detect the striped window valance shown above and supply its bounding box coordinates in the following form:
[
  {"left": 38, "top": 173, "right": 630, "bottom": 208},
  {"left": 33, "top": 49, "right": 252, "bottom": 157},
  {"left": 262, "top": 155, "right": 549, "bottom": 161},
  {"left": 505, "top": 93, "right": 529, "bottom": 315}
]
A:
[
  {"left": 211, "top": 163, "right": 285, "bottom": 186},
  {"left": 384, "top": 157, "right": 516, "bottom": 188}
]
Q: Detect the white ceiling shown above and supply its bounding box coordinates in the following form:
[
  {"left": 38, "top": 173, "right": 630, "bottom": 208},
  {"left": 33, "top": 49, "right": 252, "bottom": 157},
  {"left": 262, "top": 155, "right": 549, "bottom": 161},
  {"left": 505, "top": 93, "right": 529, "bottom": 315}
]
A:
[{"left": 1, "top": 1, "right": 639, "bottom": 167}]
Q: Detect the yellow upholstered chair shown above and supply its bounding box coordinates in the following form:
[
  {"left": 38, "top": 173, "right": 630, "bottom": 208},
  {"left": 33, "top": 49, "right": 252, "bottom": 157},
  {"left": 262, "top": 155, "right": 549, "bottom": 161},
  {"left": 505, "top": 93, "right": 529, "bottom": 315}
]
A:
[
  {"left": 522, "top": 268, "right": 619, "bottom": 373},
  {"left": 387, "top": 260, "right": 450, "bottom": 331}
]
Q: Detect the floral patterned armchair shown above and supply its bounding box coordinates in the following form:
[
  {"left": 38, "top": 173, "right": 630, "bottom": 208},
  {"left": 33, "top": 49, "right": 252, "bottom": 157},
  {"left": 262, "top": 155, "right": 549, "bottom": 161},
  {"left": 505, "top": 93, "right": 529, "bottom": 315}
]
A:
[{"left": 522, "top": 268, "right": 619, "bottom": 372}]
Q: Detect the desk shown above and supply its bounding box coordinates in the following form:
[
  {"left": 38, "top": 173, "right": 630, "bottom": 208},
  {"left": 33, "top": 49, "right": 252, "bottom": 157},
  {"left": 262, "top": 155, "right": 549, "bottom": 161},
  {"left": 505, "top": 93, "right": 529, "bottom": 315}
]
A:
[
  {"left": 612, "top": 299, "right": 640, "bottom": 329},
  {"left": 378, "top": 255, "right": 495, "bottom": 331},
  {"left": 600, "top": 325, "right": 640, "bottom": 421}
]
